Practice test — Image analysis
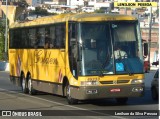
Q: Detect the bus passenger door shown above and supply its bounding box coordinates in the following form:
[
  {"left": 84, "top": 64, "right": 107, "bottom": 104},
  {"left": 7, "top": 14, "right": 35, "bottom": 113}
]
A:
[{"left": 68, "top": 23, "right": 78, "bottom": 78}]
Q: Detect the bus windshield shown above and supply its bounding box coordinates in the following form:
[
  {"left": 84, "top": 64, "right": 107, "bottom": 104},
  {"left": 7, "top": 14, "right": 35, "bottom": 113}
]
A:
[{"left": 78, "top": 21, "right": 143, "bottom": 76}]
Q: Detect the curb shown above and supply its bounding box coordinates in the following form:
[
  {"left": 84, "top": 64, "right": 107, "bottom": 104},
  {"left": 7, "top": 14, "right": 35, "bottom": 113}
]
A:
[{"left": 0, "top": 61, "right": 9, "bottom": 71}]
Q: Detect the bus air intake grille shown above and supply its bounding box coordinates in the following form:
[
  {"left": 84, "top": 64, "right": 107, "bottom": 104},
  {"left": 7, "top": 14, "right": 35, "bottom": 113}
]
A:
[
  {"left": 100, "top": 80, "right": 130, "bottom": 84},
  {"left": 117, "top": 80, "right": 130, "bottom": 84}
]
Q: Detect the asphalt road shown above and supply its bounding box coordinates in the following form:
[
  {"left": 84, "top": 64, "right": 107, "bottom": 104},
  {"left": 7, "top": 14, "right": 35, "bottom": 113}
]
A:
[{"left": 0, "top": 70, "right": 158, "bottom": 119}]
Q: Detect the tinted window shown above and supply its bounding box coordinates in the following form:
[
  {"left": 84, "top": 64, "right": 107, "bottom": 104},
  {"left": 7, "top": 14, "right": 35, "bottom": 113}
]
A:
[{"left": 9, "top": 23, "right": 66, "bottom": 49}]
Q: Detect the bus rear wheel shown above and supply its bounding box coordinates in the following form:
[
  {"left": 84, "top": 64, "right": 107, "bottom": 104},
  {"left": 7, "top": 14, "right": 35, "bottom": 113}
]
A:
[
  {"left": 27, "top": 75, "right": 37, "bottom": 95},
  {"left": 66, "top": 82, "right": 78, "bottom": 105},
  {"left": 21, "top": 74, "right": 28, "bottom": 94},
  {"left": 116, "top": 97, "right": 128, "bottom": 104}
]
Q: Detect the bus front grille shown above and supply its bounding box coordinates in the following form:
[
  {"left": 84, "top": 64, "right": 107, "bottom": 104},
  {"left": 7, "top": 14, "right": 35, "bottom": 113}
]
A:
[{"left": 100, "top": 80, "right": 130, "bottom": 84}]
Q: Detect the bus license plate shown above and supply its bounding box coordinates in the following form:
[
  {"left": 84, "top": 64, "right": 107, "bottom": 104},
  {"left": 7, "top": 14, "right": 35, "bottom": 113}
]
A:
[{"left": 110, "top": 88, "right": 121, "bottom": 92}]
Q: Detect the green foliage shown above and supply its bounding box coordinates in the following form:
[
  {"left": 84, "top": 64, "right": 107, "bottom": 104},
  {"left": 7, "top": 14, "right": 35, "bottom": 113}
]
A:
[
  {"left": 30, "top": 7, "right": 56, "bottom": 16},
  {"left": 35, "top": 7, "right": 47, "bottom": 15},
  {"left": 94, "top": 9, "right": 105, "bottom": 13},
  {"left": 17, "top": 0, "right": 28, "bottom": 7},
  {"left": 0, "top": 20, "right": 5, "bottom": 61}
]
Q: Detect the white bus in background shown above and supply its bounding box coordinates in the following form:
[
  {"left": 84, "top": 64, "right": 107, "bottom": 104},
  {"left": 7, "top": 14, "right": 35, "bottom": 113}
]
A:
[
  {"left": 47, "top": 8, "right": 65, "bottom": 14},
  {"left": 47, "top": 5, "right": 78, "bottom": 14},
  {"left": 81, "top": 7, "right": 95, "bottom": 13},
  {"left": 27, "top": 6, "right": 36, "bottom": 10}
]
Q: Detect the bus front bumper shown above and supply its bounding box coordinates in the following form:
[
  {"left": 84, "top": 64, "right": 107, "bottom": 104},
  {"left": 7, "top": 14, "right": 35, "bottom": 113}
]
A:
[{"left": 70, "top": 84, "right": 144, "bottom": 100}]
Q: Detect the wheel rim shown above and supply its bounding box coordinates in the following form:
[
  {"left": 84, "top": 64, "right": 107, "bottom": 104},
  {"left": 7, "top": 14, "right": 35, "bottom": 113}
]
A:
[
  {"left": 22, "top": 77, "right": 25, "bottom": 91},
  {"left": 66, "top": 84, "right": 71, "bottom": 100},
  {"left": 28, "top": 78, "right": 32, "bottom": 92}
]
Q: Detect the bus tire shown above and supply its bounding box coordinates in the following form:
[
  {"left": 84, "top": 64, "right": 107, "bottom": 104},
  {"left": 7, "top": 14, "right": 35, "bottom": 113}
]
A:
[
  {"left": 21, "top": 74, "right": 28, "bottom": 94},
  {"left": 66, "top": 82, "right": 78, "bottom": 105},
  {"left": 116, "top": 97, "right": 128, "bottom": 104},
  {"left": 27, "top": 74, "right": 37, "bottom": 95},
  {"left": 151, "top": 87, "right": 158, "bottom": 100}
]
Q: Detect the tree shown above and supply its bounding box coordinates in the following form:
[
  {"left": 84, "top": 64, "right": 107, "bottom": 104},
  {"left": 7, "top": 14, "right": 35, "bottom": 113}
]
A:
[
  {"left": 30, "top": 7, "right": 57, "bottom": 17},
  {"left": 16, "top": 0, "right": 28, "bottom": 7},
  {"left": 0, "top": 19, "right": 5, "bottom": 60},
  {"left": 35, "top": 7, "right": 48, "bottom": 16},
  {"left": 94, "top": 9, "right": 105, "bottom": 13}
]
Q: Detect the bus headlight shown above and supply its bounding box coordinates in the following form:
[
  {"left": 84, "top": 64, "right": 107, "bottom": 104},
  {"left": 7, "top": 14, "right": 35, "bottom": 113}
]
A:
[
  {"left": 81, "top": 81, "right": 99, "bottom": 86},
  {"left": 131, "top": 79, "right": 144, "bottom": 84}
]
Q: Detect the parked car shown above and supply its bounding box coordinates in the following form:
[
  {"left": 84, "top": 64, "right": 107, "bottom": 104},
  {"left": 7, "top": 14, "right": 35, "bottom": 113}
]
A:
[
  {"left": 151, "top": 69, "right": 159, "bottom": 100},
  {"left": 152, "top": 61, "right": 159, "bottom": 66}
]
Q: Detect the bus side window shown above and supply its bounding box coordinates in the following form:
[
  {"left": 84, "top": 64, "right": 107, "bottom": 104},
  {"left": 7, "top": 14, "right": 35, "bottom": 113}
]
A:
[
  {"left": 44, "top": 32, "right": 52, "bottom": 49},
  {"left": 21, "top": 29, "right": 28, "bottom": 48},
  {"left": 15, "top": 30, "right": 21, "bottom": 48},
  {"left": 55, "top": 24, "right": 65, "bottom": 48},
  {"left": 37, "top": 28, "right": 45, "bottom": 48},
  {"left": 49, "top": 26, "right": 56, "bottom": 48},
  {"left": 45, "top": 26, "right": 54, "bottom": 48},
  {"left": 9, "top": 30, "right": 15, "bottom": 48},
  {"left": 28, "top": 28, "right": 36, "bottom": 48}
]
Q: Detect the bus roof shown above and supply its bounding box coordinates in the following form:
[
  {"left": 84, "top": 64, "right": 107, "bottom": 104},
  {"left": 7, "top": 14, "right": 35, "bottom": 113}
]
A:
[{"left": 10, "top": 13, "right": 137, "bottom": 28}]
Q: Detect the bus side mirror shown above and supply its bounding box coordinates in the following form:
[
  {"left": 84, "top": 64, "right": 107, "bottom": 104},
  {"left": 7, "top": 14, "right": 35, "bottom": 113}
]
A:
[{"left": 144, "top": 43, "right": 148, "bottom": 56}]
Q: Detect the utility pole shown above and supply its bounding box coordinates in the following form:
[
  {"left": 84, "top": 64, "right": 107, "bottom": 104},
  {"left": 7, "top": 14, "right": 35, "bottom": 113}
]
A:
[
  {"left": 148, "top": 1, "right": 152, "bottom": 70},
  {"left": 125, "top": 0, "right": 127, "bottom": 14},
  {"left": 4, "top": 0, "right": 8, "bottom": 60}
]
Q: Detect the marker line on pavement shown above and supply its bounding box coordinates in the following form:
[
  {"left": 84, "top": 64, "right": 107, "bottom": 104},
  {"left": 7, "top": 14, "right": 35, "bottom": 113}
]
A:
[{"left": 0, "top": 88, "right": 126, "bottom": 119}]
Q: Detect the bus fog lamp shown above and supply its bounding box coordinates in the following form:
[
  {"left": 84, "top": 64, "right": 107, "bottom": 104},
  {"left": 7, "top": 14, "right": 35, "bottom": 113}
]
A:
[{"left": 132, "top": 87, "right": 143, "bottom": 92}]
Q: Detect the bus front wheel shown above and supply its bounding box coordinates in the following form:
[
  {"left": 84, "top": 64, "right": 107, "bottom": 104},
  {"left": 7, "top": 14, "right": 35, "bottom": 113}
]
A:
[
  {"left": 27, "top": 75, "right": 37, "bottom": 95},
  {"left": 66, "top": 82, "right": 78, "bottom": 105}
]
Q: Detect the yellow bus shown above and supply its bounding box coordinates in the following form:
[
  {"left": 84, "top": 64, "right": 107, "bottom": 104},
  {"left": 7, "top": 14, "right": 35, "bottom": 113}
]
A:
[{"left": 9, "top": 13, "right": 145, "bottom": 104}]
